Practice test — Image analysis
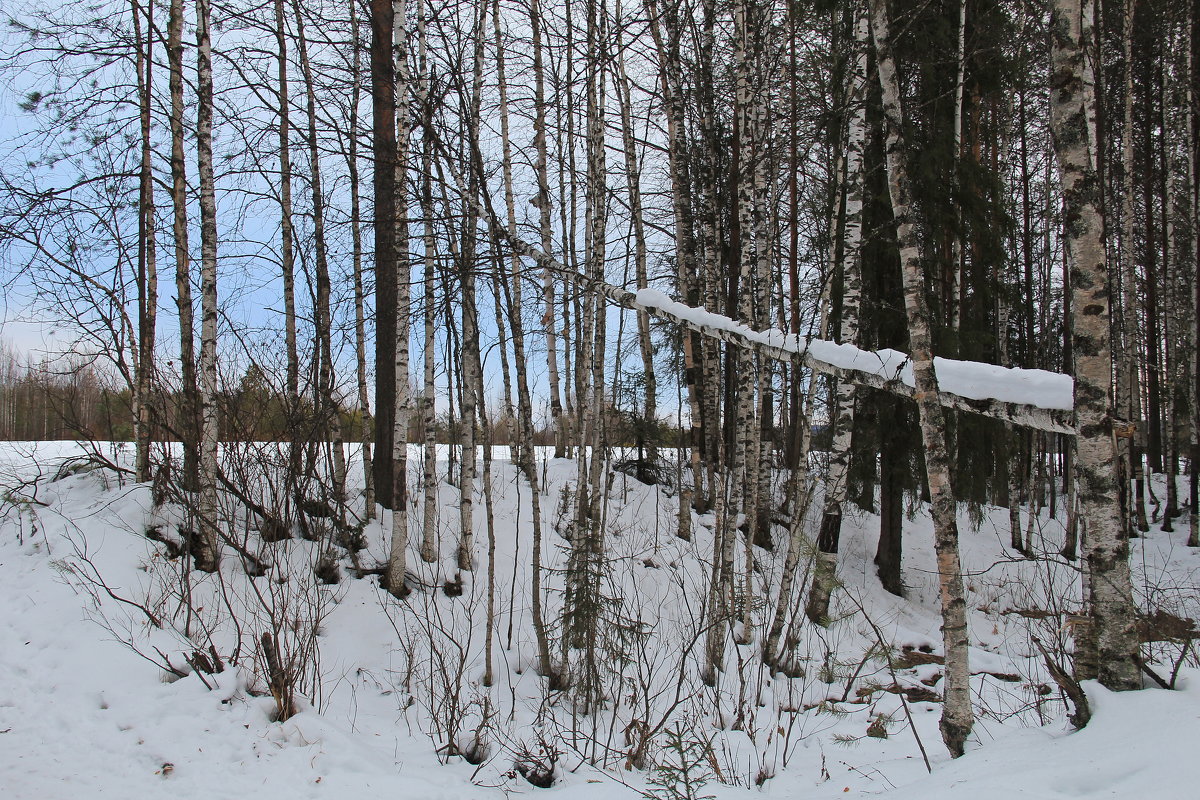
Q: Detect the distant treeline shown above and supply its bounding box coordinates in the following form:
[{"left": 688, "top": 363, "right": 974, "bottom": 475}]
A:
[
  {"left": 0, "top": 347, "right": 685, "bottom": 448},
  {"left": 0, "top": 342, "right": 134, "bottom": 442}
]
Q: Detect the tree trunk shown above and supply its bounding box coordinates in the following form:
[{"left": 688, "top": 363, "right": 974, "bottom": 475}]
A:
[
  {"left": 1048, "top": 0, "right": 1141, "bottom": 692},
  {"left": 563, "top": 0, "right": 609, "bottom": 712},
  {"left": 274, "top": 0, "right": 301, "bottom": 518},
  {"left": 133, "top": 0, "right": 157, "bottom": 485},
  {"left": 615, "top": 30, "right": 657, "bottom": 464},
  {"left": 417, "top": 0, "right": 437, "bottom": 561},
  {"left": 528, "top": 0, "right": 563, "bottom": 460},
  {"left": 763, "top": 368, "right": 816, "bottom": 669},
  {"left": 645, "top": 0, "right": 706, "bottom": 508},
  {"left": 870, "top": 0, "right": 973, "bottom": 756},
  {"left": 1188, "top": 0, "right": 1200, "bottom": 548},
  {"left": 292, "top": 0, "right": 348, "bottom": 523},
  {"left": 876, "top": 433, "right": 905, "bottom": 595},
  {"left": 167, "top": 0, "right": 199, "bottom": 495},
  {"left": 347, "top": 0, "right": 375, "bottom": 522},
  {"left": 807, "top": 2, "right": 869, "bottom": 624},
  {"left": 456, "top": 0, "right": 488, "bottom": 575},
  {"left": 371, "top": 0, "right": 397, "bottom": 509},
  {"left": 1118, "top": 0, "right": 1149, "bottom": 536},
  {"left": 194, "top": 0, "right": 221, "bottom": 573},
  {"left": 384, "top": 0, "right": 414, "bottom": 596}
]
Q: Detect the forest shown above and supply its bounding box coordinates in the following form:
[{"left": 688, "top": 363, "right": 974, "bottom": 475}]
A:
[{"left": 0, "top": 0, "right": 1197, "bottom": 796}]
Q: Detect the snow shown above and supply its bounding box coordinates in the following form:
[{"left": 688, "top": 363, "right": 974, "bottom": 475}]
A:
[
  {"left": 633, "top": 288, "right": 1075, "bottom": 410},
  {"left": 2, "top": 441, "right": 1197, "bottom": 799},
  {"left": 882, "top": 682, "right": 1200, "bottom": 799}
]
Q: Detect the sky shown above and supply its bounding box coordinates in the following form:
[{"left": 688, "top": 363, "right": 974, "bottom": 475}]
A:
[
  {"left": 0, "top": 37, "right": 56, "bottom": 363},
  {"left": 0, "top": 0, "right": 708, "bottom": 424}
]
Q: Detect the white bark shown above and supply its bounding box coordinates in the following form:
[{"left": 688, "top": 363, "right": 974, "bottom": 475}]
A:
[
  {"left": 870, "top": 0, "right": 973, "bottom": 756},
  {"left": 385, "top": 0, "right": 414, "bottom": 596},
  {"left": 1048, "top": 0, "right": 1141, "bottom": 691},
  {"left": 806, "top": 3, "right": 869, "bottom": 624},
  {"left": 195, "top": 0, "right": 220, "bottom": 573},
  {"left": 346, "top": 0, "right": 375, "bottom": 522}
]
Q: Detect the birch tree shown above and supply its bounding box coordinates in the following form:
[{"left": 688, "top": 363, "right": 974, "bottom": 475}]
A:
[
  {"left": 132, "top": 0, "right": 157, "bottom": 485},
  {"left": 806, "top": 2, "right": 869, "bottom": 624},
  {"left": 1048, "top": 0, "right": 1141, "bottom": 691},
  {"left": 167, "top": 0, "right": 200, "bottom": 495},
  {"left": 385, "top": 0, "right": 415, "bottom": 597},
  {"left": 194, "top": 0, "right": 220, "bottom": 573},
  {"left": 870, "top": 0, "right": 973, "bottom": 756}
]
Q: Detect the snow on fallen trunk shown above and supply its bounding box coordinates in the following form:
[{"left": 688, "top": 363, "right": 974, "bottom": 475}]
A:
[
  {"left": 625, "top": 287, "right": 1076, "bottom": 434},
  {"left": 463, "top": 176, "right": 1075, "bottom": 435},
  {"left": 805, "top": 339, "right": 1074, "bottom": 411}
]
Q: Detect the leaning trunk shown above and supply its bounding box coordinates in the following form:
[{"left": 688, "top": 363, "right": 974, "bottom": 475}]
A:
[{"left": 871, "top": 0, "right": 973, "bottom": 756}]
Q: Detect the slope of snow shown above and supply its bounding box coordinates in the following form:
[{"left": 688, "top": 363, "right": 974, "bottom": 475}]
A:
[
  {"left": 881, "top": 680, "right": 1200, "bottom": 800},
  {"left": 1, "top": 441, "right": 1196, "bottom": 799}
]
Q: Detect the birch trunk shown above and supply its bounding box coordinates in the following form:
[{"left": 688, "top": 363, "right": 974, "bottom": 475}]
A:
[
  {"left": 1048, "top": 0, "right": 1141, "bottom": 691},
  {"left": 704, "top": 0, "right": 758, "bottom": 667},
  {"left": 195, "top": 0, "right": 220, "bottom": 573},
  {"left": 133, "top": 0, "right": 157, "bottom": 485},
  {"left": 554, "top": 32, "right": 577, "bottom": 455},
  {"left": 456, "top": 0, "right": 488, "bottom": 574},
  {"left": 741, "top": 4, "right": 773, "bottom": 642},
  {"left": 385, "top": 0, "right": 414, "bottom": 596},
  {"left": 1119, "top": 0, "right": 1149, "bottom": 536},
  {"left": 807, "top": 3, "right": 869, "bottom": 624},
  {"left": 525, "top": 0, "right": 563, "bottom": 461},
  {"left": 167, "top": 0, "right": 199, "bottom": 495},
  {"left": 751, "top": 93, "right": 775, "bottom": 552},
  {"left": 347, "top": 0, "right": 375, "bottom": 521},
  {"left": 1163, "top": 48, "right": 1181, "bottom": 529},
  {"left": 870, "top": 0, "right": 973, "bottom": 756},
  {"left": 478, "top": 360, "right": 498, "bottom": 687},
  {"left": 763, "top": 368, "right": 817, "bottom": 668},
  {"left": 492, "top": 0, "right": 522, "bottom": 466}
]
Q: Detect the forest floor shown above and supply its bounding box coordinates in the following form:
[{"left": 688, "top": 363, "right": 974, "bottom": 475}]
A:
[{"left": 1, "top": 441, "right": 1198, "bottom": 799}]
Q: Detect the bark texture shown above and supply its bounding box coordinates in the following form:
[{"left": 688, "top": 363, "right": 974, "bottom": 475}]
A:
[
  {"left": 1048, "top": 0, "right": 1141, "bottom": 692},
  {"left": 870, "top": 0, "right": 973, "bottom": 757}
]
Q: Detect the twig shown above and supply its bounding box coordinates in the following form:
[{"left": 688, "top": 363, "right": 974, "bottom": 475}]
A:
[
  {"left": 1031, "top": 636, "right": 1090, "bottom": 728},
  {"left": 1133, "top": 653, "right": 1170, "bottom": 690},
  {"left": 839, "top": 648, "right": 875, "bottom": 704},
  {"left": 1169, "top": 637, "right": 1193, "bottom": 689},
  {"left": 845, "top": 592, "right": 932, "bottom": 773}
]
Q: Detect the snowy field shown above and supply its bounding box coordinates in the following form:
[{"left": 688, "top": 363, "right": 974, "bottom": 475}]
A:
[{"left": 1, "top": 440, "right": 1198, "bottom": 799}]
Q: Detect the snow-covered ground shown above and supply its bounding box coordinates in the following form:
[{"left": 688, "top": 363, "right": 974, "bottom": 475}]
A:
[{"left": 1, "top": 441, "right": 1197, "bottom": 799}]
